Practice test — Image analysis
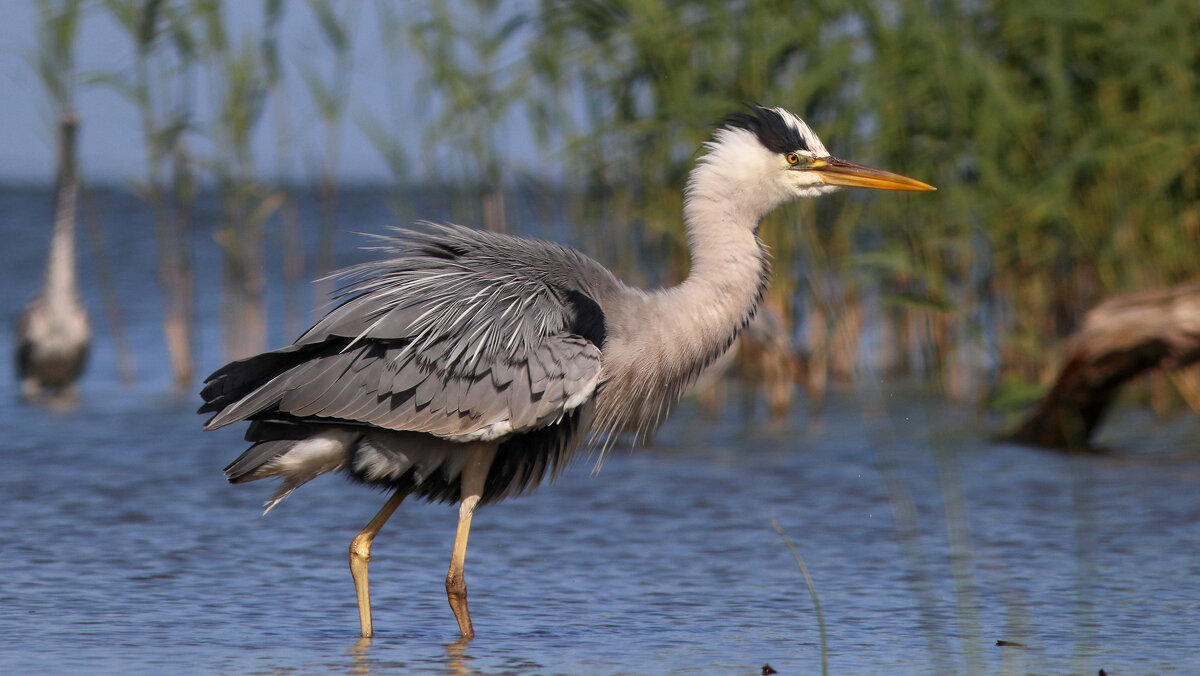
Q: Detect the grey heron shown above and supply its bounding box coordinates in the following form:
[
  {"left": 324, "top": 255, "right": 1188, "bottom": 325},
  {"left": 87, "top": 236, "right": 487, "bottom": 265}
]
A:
[
  {"left": 200, "top": 105, "right": 934, "bottom": 639},
  {"left": 17, "top": 115, "right": 90, "bottom": 401}
]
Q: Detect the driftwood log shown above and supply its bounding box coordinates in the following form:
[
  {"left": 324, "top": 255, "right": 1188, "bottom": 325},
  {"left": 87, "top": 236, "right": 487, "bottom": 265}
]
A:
[{"left": 1007, "top": 282, "right": 1200, "bottom": 449}]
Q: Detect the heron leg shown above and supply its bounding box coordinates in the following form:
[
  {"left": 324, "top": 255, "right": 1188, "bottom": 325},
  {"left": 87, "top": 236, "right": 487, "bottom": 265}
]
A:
[
  {"left": 446, "top": 446, "right": 495, "bottom": 639},
  {"left": 350, "top": 490, "right": 406, "bottom": 638}
]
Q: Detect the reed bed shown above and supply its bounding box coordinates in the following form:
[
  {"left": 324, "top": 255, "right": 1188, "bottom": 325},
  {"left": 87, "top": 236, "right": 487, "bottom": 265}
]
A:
[{"left": 32, "top": 0, "right": 1200, "bottom": 407}]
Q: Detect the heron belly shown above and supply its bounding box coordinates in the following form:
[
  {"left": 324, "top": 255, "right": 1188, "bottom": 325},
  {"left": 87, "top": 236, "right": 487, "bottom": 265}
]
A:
[{"left": 254, "top": 428, "right": 357, "bottom": 512}]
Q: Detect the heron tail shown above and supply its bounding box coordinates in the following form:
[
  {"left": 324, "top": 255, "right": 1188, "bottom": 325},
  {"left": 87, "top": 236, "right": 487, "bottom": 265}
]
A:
[{"left": 224, "top": 422, "right": 360, "bottom": 513}]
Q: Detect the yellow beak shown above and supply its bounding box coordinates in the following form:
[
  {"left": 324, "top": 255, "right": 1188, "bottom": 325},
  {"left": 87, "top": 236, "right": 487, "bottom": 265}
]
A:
[{"left": 808, "top": 157, "right": 936, "bottom": 192}]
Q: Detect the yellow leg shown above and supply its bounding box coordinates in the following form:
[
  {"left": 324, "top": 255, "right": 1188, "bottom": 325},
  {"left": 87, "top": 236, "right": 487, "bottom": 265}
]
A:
[
  {"left": 446, "top": 494, "right": 480, "bottom": 638},
  {"left": 350, "top": 491, "right": 406, "bottom": 638},
  {"left": 446, "top": 447, "right": 495, "bottom": 639}
]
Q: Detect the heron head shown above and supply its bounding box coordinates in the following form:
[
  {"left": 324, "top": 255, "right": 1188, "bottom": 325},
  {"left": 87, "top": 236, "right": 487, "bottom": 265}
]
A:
[{"left": 688, "top": 106, "right": 934, "bottom": 223}]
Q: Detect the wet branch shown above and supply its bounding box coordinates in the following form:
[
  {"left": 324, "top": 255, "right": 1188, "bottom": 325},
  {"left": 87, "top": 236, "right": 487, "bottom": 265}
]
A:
[{"left": 1007, "top": 282, "right": 1200, "bottom": 449}]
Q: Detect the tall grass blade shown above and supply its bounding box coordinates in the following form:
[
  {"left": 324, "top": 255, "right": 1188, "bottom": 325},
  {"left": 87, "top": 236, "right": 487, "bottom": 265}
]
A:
[{"left": 770, "top": 516, "right": 829, "bottom": 676}]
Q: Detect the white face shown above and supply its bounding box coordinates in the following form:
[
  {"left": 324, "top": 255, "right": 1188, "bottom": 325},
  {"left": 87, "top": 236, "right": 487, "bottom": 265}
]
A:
[{"left": 778, "top": 149, "right": 842, "bottom": 199}]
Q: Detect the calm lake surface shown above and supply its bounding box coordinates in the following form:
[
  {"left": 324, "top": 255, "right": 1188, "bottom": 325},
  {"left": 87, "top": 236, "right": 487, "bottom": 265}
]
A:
[{"left": 2, "top": 187, "right": 1199, "bottom": 674}]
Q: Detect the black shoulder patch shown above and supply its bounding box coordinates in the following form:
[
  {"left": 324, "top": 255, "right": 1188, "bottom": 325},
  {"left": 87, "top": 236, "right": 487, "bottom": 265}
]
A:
[{"left": 723, "top": 105, "right": 808, "bottom": 154}]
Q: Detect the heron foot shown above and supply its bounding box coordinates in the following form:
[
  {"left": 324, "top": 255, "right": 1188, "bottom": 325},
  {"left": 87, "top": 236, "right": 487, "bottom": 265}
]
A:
[{"left": 446, "top": 571, "right": 474, "bottom": 639}]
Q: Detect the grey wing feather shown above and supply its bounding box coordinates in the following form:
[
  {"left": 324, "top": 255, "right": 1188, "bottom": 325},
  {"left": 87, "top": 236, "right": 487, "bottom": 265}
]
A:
[{"left": 203, "top": 224, "right": 606, "bottom": 443}]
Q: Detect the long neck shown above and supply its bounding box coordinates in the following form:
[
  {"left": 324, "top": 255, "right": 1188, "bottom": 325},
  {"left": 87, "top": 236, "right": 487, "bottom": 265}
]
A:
[
  {"left": 652, "top": 134, "right": 790, "bottom": 354},
  {"left": 657, "top": 194, "right": 768, "bottom": 357},
  {"left": 44, "top": 115, "right": 79, "bottom": 307},
  {"left": 649, "top": 188, "right": 770, "bottom": 371},
  {"left": 592, "top": 161, "right": 778, "bottom": 449},
  {"left": 593, "top": 186, "right": 770, "bottom": 443}
]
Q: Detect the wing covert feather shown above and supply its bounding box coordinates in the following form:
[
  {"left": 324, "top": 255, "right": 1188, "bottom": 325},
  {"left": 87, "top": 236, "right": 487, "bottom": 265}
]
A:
[{"left": 203, "top": 224, "right": 607, "bottom": 442}]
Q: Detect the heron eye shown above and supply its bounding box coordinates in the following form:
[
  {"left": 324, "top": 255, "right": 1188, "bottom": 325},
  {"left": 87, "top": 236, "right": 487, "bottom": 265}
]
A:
[{"left": 786, "top": 153, "right": 801, "bottom": 166}]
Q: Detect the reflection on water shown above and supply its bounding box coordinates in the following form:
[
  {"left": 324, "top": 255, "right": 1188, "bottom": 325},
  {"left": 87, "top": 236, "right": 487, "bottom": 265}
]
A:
[
  {"left": 346, "top": 637, "right": 473, "bottom": 676},
  {"left": 2, "top": 188, "right": 1199, "bottom": 673},
  {"left": 444, "top": 638, "right": 474, "bottom": 676}
]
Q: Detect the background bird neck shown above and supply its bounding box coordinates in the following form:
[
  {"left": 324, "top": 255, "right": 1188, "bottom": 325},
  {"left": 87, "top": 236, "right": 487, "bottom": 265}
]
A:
[{"left": 44, "top": 115, "right": 80, "bottom": 307}]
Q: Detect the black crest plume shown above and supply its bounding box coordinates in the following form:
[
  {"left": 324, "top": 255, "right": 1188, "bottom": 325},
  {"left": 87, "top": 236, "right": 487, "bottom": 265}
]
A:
[{"left": 722, "top": 105, "right": 809, "bottom": 154}]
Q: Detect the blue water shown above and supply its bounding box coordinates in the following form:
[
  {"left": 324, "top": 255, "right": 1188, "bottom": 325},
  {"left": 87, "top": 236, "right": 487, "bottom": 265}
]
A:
[{"left": 2, "top": 187, "right": 1199, "bottom": 674}]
